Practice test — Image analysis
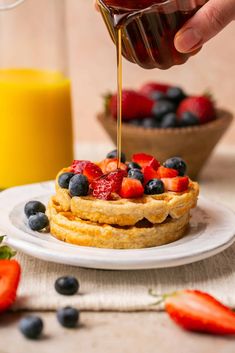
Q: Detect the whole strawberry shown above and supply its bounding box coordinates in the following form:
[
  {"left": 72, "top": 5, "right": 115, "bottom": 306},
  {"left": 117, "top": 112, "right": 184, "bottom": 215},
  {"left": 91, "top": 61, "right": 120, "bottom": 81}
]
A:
[
  {"left": 108, "top": 90, "right": 155, "bottom": 120},
  {"left": 177, "top": 95, "right": 216, "bottom": 124}
]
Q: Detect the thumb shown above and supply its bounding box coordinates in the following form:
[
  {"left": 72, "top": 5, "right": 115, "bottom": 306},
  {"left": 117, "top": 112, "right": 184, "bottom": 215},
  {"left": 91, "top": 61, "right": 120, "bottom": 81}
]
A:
[{"left": 174, "top": 0, "right": 235, "bottom": 53}]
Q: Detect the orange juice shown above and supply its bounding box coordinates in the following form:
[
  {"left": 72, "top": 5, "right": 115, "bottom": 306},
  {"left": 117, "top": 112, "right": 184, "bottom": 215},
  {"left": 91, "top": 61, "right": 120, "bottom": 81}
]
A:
[{"left": 0, "top": 68, "right": 74, "bottom": 189}]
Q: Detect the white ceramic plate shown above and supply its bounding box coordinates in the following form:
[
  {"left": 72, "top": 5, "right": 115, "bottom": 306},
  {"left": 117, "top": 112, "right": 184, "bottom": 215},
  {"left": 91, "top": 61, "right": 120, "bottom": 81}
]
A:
[{"left": 0, "top": 182, "right": 235, "bottom": 270}]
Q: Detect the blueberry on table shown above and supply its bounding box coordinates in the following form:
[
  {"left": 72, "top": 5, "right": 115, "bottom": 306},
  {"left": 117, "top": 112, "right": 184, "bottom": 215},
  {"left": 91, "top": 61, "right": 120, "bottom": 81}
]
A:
[
  {"left": 128, "top": 168, "right": 144, "bottom": 184},
  {"left": 152, "top": 100, "right": 176, "bottom": 120},
  {"left": 28, "top": 212, "right": 49, "bottom": 231},
  {"left": 69, "top": 174, "right": 89, "bottom": 197},
  {"left": 19, "top": 315, "right": 43, "bottom": 339},
  {"left": 106, "top": 149, "right": 126, "bottom": 163},
  {"left": 57, "top": 307, "right": 79, "bottom": 328},
  {"left": 142, "top": 117, "right": 158, "bottom": 128},
  {"left": 144, "top": 179, "right": 165, "bottom": 195},
  {"left": 163, "top": 157, "right": 187, "bottom": 176},
  {"left": 24, "top": 201, "right": 46, "bottom": 218},
  {"left": 127, "top": 162, "right": 141, "bottom": 171},
  {"left": 58, "top": 172, "right": 75, "bottom": 189},
  {"left": 55, "top": 276, "right": 79, "bottom": 296},
  {"left": 166, "top": 86, "right": 186, "bottom": 103},
  {"left": 160, "top": 113, "right": 177, "bottom": 128},
  {"left": 180, "top": 111, "right": 199, "bottom": 127}
]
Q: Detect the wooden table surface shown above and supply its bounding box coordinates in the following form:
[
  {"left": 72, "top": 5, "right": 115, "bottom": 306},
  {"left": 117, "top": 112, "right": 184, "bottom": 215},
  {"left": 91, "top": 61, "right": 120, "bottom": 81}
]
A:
[{"left": 2, "top": 312, "right": 235, "bottom": 353}]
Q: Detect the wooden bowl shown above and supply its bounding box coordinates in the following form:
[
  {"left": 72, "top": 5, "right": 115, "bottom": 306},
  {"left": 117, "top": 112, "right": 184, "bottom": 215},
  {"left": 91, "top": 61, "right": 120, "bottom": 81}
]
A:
[{"left": 97, "top": 109, "right": 233, "bottom": 179}]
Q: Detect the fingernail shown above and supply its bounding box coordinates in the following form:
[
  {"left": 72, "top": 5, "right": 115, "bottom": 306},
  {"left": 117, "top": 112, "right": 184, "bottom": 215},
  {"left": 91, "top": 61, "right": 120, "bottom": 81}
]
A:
[{"left": 175, "top": 28, "right": 202, "bottom": 53}]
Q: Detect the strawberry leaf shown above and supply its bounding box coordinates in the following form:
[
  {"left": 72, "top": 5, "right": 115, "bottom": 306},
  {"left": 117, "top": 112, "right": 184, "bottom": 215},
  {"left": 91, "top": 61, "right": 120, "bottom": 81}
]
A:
[{"left": 0, "top": 235, "right": 16, "bottom": 259}]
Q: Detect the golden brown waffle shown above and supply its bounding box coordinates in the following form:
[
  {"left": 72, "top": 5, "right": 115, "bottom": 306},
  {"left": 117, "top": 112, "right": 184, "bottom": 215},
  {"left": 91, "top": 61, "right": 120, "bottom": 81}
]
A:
[
  {"left": 47, "top": 197, "right": 190, "bottom": 249},
  {"left": 54, "top": 170, "right": 199, "bottom": 226}
]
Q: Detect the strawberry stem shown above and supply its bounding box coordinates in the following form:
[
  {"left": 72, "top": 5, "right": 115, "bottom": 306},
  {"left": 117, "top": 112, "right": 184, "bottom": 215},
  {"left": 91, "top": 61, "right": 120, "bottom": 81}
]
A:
[{"left": 0, "top": 235, "right": 16, "bottom": 259}]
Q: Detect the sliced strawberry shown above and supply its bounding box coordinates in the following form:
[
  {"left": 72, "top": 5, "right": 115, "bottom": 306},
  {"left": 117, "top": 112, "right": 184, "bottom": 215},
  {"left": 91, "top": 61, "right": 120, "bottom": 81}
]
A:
[
  {"left": 106, "top": 169, "right": 126, "bottom": 193},
  {"left": 143, "top": 166, "right": 159, "bottom": 184},
  {"left": 165, "top": 290, "right": 235, "bottom": 335},
  {"left": 119, "top": 177, "right": 144, "bottom": 199},
  {"left": 156, "top": 166, "right": 178, "bottom": 178},
  {"left": 162, "top": 176, "right": 189, "bottom": 192},
  {"left": 99, "top": 158, "right": 127, "bottom": 174},
  {"left": 132, "top": 153, "right": 160, "bottom": 170},
  {"left": 0, "top": 259, "right": 21, "bottom": 313},
  {"left": 139, "top": 82, "right": 171, "bottom": 96},
  {"left": 83, "top": 162, "right": 103, "bottom": 183},
  {"left": 70, "top": 160, "right": 90, "bottom": 174},
  {"left": 92, "top": 178, "right": 113, "bottom": 200}
]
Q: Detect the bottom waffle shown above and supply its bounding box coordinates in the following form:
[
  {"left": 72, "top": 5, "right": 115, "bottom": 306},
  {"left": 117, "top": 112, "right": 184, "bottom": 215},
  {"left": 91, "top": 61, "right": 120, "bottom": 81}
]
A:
[{"left": 47, "top": 197, "right": 190, "bottom": 249}]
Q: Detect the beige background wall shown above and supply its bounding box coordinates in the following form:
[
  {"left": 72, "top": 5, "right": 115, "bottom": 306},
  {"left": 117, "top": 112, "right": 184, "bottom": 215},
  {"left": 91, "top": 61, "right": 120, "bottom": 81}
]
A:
[{"left": 66, "top": 0, "right": 235, "bottom": 146}]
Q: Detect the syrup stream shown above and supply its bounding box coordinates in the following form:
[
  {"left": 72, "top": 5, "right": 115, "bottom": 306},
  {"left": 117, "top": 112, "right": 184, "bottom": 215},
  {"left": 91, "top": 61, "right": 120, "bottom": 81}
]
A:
[{"left": 116, "top": 27, "right": 122, "bottom": 168}]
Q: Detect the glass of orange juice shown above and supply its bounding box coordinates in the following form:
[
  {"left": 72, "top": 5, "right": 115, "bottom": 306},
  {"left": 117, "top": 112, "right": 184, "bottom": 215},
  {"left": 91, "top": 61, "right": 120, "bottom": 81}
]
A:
[{"left": 0, "top": 0, "right": 74, "bottom": 189}]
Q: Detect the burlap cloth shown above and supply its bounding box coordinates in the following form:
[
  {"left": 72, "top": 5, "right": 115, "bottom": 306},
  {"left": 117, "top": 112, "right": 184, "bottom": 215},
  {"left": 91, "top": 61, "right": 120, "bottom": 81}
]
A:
[{"left": 11, "top": 145, "right": 235, "bottom": 311}]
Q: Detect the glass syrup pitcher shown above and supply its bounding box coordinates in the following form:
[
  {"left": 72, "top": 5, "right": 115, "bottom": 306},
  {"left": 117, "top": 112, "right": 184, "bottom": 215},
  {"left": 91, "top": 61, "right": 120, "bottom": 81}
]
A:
[
  {"left": 0, "top": 0, "right": 74, "bottom": 189},
  {"left": 98, "top": 0, "right": 207, "bottom": 69}
]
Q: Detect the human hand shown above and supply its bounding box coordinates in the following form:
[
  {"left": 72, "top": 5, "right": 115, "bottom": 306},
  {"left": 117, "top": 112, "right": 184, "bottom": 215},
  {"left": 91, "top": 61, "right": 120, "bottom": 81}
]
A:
[{"left": 174, "top": 0, "right": 235, "bottom": 53}]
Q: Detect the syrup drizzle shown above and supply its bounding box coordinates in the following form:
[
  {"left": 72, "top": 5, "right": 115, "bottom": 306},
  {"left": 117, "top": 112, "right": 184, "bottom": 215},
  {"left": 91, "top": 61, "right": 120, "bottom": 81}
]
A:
[{"left": 116, "top": 27, "right": 122, "bottom": 168}]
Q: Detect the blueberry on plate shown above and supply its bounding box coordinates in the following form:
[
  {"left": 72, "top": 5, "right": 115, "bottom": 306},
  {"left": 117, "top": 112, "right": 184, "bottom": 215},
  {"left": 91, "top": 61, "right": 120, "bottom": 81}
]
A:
[
  {"left": 24, "top": 201, "right": 46, "bottom": 218},
  {"left": 127, "top": 162, "right": 141, "bottom": 171},
  {"left": 128, "top": 168, "right": 144, "bottom": 183},
  {"left": 106, "top": 149, "right": 126, "bottom": 163},
  {"left": 69, "top": 174, "right": 89, "bottom": 197},
  {"left": 180, "top": 111, "right": 199, "bottom": 127},
  {"left": 144, "top": 179, "right": 165, "bottom": 195},
  {"left": 150, "top": 91, "right": 166, "bottom": 101},
  {"left": 152, "top": 100, "right": 176, "bottom": 120},
  {"left": 57, "top": 307, "right": 79, "bottom": 328},
  {"left": 55, "top": 276, "right": 79, "bottom": 296},
  {"left": 58, "top": 172, "right": 75, "bottom": 189},
  {"left": 28, "top": 213, "right": 49, "bottom": 231},
  {"left": 160, "top": 113, "right": 177, "bottom": 128},
  {"left": 19, "top": 315, "right": 43, "bottom": 339},
  {"left": 163, "top": 157, "right": 187, "bottom": 176},
  {"left": 142, "top": 117, "right": 158, "bottom": 128},
  {"left": 166, "top": 86, "right": 186, "bottom": 104}
]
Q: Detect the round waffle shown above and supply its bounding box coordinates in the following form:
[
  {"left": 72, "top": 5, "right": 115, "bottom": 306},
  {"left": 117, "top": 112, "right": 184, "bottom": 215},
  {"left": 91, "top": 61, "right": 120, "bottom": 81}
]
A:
[
  {"left": 47, "top": 197, "right": 190, "bottom": 249},
  {"left": 54, "top": 169, "right": 199, "bottom": 226}
]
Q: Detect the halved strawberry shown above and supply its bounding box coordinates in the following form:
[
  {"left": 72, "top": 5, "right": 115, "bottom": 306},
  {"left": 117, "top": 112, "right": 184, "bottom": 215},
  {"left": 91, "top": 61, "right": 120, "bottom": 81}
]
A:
[
  {"left": 162, "top": 176, "right": 189, "bottom": 192},
  {"left": 165, "top": 290, "right": 235, "bottom": 335},
  {"left": 143, "top": 166, "right": 159, "bottom": 184},
  {"left": 83, "top": 162, "right": 103, "bottom": 183},
  {"left": 119, "top": 177, "right": 144, "bottom": 199},
  {"left": 0, "top": 259, "right": 21, "bottom": 313},
  {"left": 132, "top": 153, "right": 160, "bottom": 170},
  {"left": 92, "top": 178, "right": 113, "bottom": 200},
  {"left": 106, "top": 170, "right": 126, "bottom": 193},
  {"left": 156, "top": 166, "right": 178, "bottom": 178},
  {"left": 70, "top": 160, "right": 90, "bottom": 174},
  {"left": 99, "top": 158, "right": 127, "bottom": 174}
]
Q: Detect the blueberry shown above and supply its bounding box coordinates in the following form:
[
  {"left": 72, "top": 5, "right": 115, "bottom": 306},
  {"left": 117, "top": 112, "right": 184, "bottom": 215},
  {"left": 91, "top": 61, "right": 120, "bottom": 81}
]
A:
[
  {"left": 28, "top": 212, "right": 49, "bottom": 231},
  {"left": 180, "top": 111, "right": 199, "bottom": 127},
  {"left": 152, "top": 100, "right": 176, "bottom": 121},
  {"left": 58, "top": 172, "right": 75, "bottom": 189},
  {"left": 57, "top": 307, "right": 79, "bottom": 328},
  {"left": 69, "top": 174, "right": 89, "bottom": 197},
  {"left": 166, "top": 87, "right": 186, "bottom": 104},
  {"left": 106, "top": 149, "right": 126, "bottom": 163},
  {"left": 142, "top": 117, "right": 158, "bottom": 128},
  {"left": 128, "top": 119, "right": 142, "bottom": 126},
  {"left": 55, "top": 276, "right": 79, "bottom": 296},
  {"left": 160, "top": 113, "right": 177, "bottom": 128},
  {"left": 19, "top": 315, "right": 43, "bottom": 339},
  {"left": 24, "top": 201, "right": 46, "bottom": 218},
  {"left": 127, "top": 162, "right": 141, "bottom": 171},
  {"left": 128, "top": 169, "right": 144, "bottom": 183},
  {"left": 163, "top": 157, "right": 187, "bottom": 176},
  {"left": 144, "top": 179, "right": 164, "bottom": 195},
  {"left": 150, "top": 91, "right": 166, "bottom": 101}
]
